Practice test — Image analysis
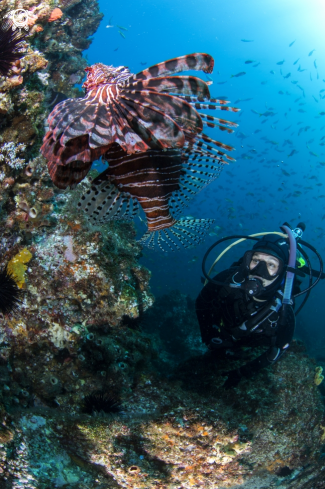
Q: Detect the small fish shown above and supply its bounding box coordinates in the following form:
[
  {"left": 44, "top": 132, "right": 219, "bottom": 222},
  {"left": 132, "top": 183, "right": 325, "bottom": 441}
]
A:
[
  {"left": 308, "top": 49, "right": 316, "bottom": 56},
  {"left": 298, "top": 65, "right": 306, "bottom": 72},
  {"left": 281, "top": 169, "right": 291, "bottom": 176},
  {"left": 314, "top": 60, "right": 318, "bottom": 69},
  {"left": 270, "top": 70, "right": 275, "bottom": 74},
  {"left": 231, "top": 72, "right": 246, "bottom": 78},
  {"left": 278, "top": 90, "right": 284, "bottom": 94},
  {"left": 288, "top": 149, "right": 298, "bottom": 157},
  {"left": 291, "top": 81, "right": 298, "bottom": 84},
  {"left": 253, "top": 63, "right": 260, "bottom": 67},
  {"left": 313, "top": 96, "right": 318, "bottom": 103},
  {"left": 245, "top": 60, "right": 254, "bottom": 64},
  {"left": 205, "top": 74, "right": 213, "bottom": 81},
  {"left": 188, "top": 256, "right": 199, "bottom": 264},
  {"left": 241, "top": 39, "right": 254, "bottom": 42},
  {"left": 118, "top": 31, "right": 126, "bottom": 39},
  {"left": 276, "top": 60, "right": 285, "bottom": 65},
  {"left": 310, "top": 72, "right": 313, "bottom": 81},
  {"left": 234, "top": 98, "right": 253, "bottom": 103},
  {"left": 260, "top": 111, "right": 276, "bottom": 117},
  {"left": 140, "top": 62, "right": 147, "bottom": 65},
  {"left": 293, "top": 58, "right": 300, "bottom": 65},
  {"left": 289, "top": 40, "right": 296, "bottom": 47},
  {"left": 116, "top": 25, "right": 128, "bottom": 31},
  {"left": 106, "top": 24, "right": 114, "bottom": 28},
  {"left": 283, "top": 72, "right": 291, "bottom": 79},
  {"left": 113, "top": 47, "right": 119, "bottom": 51},
  {"left": 319, "top": 112, "right": 325, "bottom": 116}
]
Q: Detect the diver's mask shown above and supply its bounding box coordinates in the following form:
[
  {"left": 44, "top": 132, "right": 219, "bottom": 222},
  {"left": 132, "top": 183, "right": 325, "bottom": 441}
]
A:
[
  {"left": 234, "top": 250, "right": 284, "bottom": 298},
  {"left": 243, "top": 250, "right": 284, "bottom": 280}
]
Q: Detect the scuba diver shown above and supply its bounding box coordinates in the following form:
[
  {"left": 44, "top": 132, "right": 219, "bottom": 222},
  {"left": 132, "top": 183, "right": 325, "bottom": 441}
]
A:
[{"left": 196, "top": 223, "right": 323, "bottom": 389}]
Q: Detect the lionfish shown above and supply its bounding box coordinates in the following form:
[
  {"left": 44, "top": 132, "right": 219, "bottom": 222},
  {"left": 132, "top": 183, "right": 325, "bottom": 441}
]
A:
[{"left": 41, "top": 53, "right": 239, "bottom": 251}]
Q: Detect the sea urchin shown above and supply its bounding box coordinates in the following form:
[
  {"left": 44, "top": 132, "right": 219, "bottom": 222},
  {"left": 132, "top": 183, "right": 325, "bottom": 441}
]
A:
[
  {"left": 0, "top": 20, "right": 26, "bottom": 77},
  {"left": 0, "top": 266, "right": 21, "bottom": 314},
  {"left": 83, "top": 391, "right": 121, "bottom": 416}
]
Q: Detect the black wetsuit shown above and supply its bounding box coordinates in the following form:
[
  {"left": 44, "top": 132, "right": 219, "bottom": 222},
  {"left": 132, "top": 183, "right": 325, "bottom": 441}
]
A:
[{"left": 196, "top": 267, "right": 296, "bottom": 378}]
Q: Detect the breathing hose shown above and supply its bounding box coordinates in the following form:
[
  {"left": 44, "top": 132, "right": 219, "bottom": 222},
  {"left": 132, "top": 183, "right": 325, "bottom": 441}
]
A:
[{"left": 280, "top": 225, "right": 297, "bottom": 304}]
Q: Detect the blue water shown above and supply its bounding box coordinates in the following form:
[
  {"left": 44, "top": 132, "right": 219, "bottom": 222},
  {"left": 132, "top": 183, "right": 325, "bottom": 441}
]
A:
[{"left": 85, "top": 0, "right": 325, "bottom": 352}]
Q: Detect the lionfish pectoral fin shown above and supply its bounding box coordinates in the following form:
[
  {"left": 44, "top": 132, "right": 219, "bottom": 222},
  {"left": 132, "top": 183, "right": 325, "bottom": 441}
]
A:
[
  {"left": 138, "top": 218, "right": 214, "bottom": 252},
  {"left": 77, "top": 179, "right": 139, "bottom": 224},
  {"left": 130, "top": 76, "right": 211, "bottom": 99}
]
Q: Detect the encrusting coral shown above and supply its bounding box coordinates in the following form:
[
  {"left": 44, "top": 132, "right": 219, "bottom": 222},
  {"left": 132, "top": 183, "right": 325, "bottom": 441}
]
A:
[
  {"left": 6, "top": 247, "right": 32, "bottom": 287},
  {"left": 314, "top": 366, "right": 324, "bottom": 386}
]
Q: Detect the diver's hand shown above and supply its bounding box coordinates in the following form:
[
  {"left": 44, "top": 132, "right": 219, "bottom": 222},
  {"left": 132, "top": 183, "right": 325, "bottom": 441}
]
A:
[
  {"left": 230, "top": 322, "right": 251, "bottom": 340},
  {"left": 222, "top": 369, "right": 242, "bottom": 389}
]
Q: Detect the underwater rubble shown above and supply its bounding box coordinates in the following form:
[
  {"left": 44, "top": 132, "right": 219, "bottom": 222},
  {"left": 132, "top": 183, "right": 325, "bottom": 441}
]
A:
[{"left": 0, "top": 1, "right": 324, "bottom": 488}]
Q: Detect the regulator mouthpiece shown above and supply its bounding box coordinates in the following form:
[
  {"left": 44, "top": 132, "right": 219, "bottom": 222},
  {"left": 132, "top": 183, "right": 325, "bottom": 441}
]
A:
[{"left": 242, "top": 277, "right": 265, "bottom": 297}]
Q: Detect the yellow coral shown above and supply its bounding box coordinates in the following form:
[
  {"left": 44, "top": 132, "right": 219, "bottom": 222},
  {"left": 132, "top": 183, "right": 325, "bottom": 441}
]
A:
[
  {"left": 314, "top": 366, "right": 324, "bottom": 386},
  {"left": 320, "top": 425, "right": 325, "bottom": 442},
  {"left": 7, "top": 248, "right": 32, "bottom": 288}
]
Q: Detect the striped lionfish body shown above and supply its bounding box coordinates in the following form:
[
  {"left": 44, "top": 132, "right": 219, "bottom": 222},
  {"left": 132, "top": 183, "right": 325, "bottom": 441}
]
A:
[{"left": 41, "top": 53, "right": 239, "bottom": 251}]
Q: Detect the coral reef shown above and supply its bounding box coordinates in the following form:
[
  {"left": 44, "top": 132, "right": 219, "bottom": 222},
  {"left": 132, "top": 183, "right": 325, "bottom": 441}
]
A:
[
  {"left": 0, "top": 0, "right": 103, "bottom": 179},
  {"left": 0, "top": 1, "right": 323, "bottom": 488},
  {"left": 0, "top": 337, "right": 324, "bottom": 488}
]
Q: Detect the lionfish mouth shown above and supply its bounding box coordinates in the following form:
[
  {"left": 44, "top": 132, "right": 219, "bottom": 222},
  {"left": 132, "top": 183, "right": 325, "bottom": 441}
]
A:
[{"left": 41, "top": 53, "right": 240, "bottom": 251}]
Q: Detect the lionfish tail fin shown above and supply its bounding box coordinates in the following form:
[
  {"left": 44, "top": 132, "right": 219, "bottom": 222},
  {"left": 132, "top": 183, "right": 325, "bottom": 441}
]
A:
[{"left": 139, "top": 218, "right": 214, "bottom": 252}]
